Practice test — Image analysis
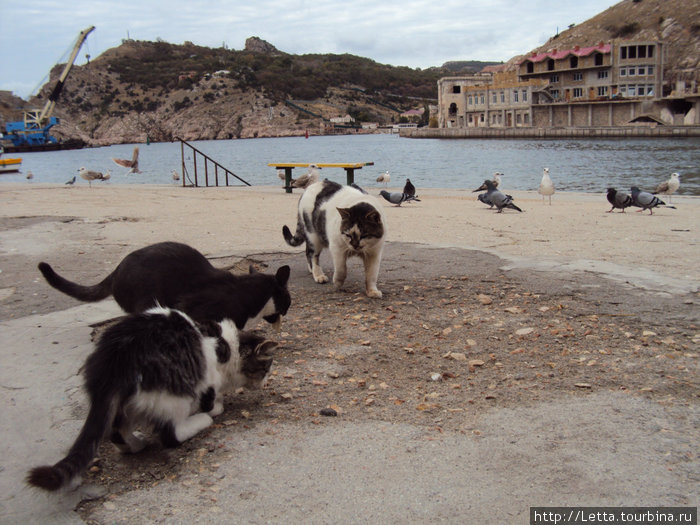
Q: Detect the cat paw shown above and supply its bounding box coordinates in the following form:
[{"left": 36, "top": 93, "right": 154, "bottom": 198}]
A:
[
  {"left": 209, "top": 402, "right": 224, "bottom": 417},
  {"left": 366, "top": 288, "right": 383, "bottom": 299}
]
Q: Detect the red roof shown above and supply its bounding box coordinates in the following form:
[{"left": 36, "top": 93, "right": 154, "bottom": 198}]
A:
[{"left": 520, "top": 42, "right": 611, "bottom": 64}]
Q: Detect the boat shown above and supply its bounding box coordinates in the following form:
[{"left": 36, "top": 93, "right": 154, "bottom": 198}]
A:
[{"left": 0, "top": 157, "right": 23, "bottom": 174}]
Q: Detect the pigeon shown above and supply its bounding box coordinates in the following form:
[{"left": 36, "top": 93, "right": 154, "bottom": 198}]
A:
[
  {"left": 630, "top": 186, "right": 674, "bottom": 214},
  {"left": 403, "top": 178, "right": 418, "bottom": 200},
  {"left": 376, "top": 171, "right": 391, "bottom": 186},
  {"left": 538, "top": 167, "right": 555, "bottom": 204},
  {"left": 473, "top": 179, "right": 522, "bottom": 213},
  {"left": 78, "top": 167, "right": 109, "bottom": 187},
  {"left": 65, "top": 176, "right": 76, "bottom": 185},
  {"left": 653, "top": 172, "right": 680, "bottom": 203},
  {"left": 606, "top": 188, "right": 633, "bottom": 213},
  {"left": 291, "top": 164, "right": 321, "bottom": 189},
  {"left": 477, "top": 192, "right": 494, "bottom": 208},
  {"left": 112, "top": 146, "right": 141, "bottom": 173},
  {"left": 379, "top": 189, "right": 420, "bottom": 207}
]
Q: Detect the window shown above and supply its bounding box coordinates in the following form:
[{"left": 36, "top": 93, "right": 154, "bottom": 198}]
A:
[
  {"left": 500, "top": 91, "right": 505, "bottom": 103},
  {"left": 648, "top": 45, "right": 654, "bottom": 58},
  {"left": 448, "top": 103, "right": 458, "bottom": 116},
  {"left": 551, "top": 89, "right": 560, "bottom": 100},
  {"left": 628, "top": 86, "right": 636, "bottom": 96},
  {"left": 524, "top": 113, "right": 529, "bottom": 124},
  {"left": 468, "top": 95, "right": 472, "bottom": 105},
  {"left": 621, "top": 47, "right": 627, "bottom": 60},
  {"left": 573, "top": 72, "right": 583, "bottom": 81},
  {"left": 514, "top": 90, "right": 519, "bottom": 102},
  {"left": 647, "top": 65, "right": 654, "bottom": 75},
  {"left": 522, "top": 89, "right": 528, "bottom": 102},
  {"left": 570, "top": 56, "right": 578, "bottom": 68},
  {"left": 619, "top": 86, "right": 627, "bottom": 96},
  {"left": 628, "top": 67, "right": 635, "bottom": 76},
  {"left": 492, "top": 92, "right": 497, "bottom": 103},
  {"left": 638, "top": 45, "right": 646, "bottom": 58},
  {"left": 527, "top": 62, "right": 534, "bottom": 74},
  {"left": 620, "top": 67, "right": 627, "bottom": 77},
  {"left": 547, "top": 59, "right": 555, "bottom": 71},
  {"left": 480, "top": 114, "right": 484, "bottom": 122},
  {"left": 480, "top": 94, "right": 485, "bottom": 104},
  {"left": 550, "top": 74, "right": 560, "bottom": 83},
  {"left": 516, "top": 113, "right": 522, "bottom": 124},
  {"left": 452, "top": 85, "right": 461, "bottom": 94},
  {"left": 598, "top": 70, "right": 609, "bottom": 79},
  {"left": 573, "top": 88, "right": 583, "bottom": 98},
  {"left": 629, "top": 46, "right": 637, "bottom": 59},
  {"left": 646, "top": 85, "right": 654, "bottom": 96},
  {"left": 597, "top": 86, "right": 608, "bottom": 97},
  {"left": 468, "top": 114, "right": 473, "bottom": 123},
  {"left": 638, "top": 67, "right": 646, "bottom": 76},
  {"left": 594, "top": 53, "right": 603, "bottom": 66}
]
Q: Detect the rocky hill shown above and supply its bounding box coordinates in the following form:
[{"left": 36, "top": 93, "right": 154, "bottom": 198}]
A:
[{"left": 3, "top": 0, "right": 698, "bottom": 146}]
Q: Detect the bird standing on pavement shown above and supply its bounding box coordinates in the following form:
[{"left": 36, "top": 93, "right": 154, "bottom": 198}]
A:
[
  {"left": 631, "top": 186, "right": 674, "bottom": 214},
  {"left": 538, "top": 167, "right": 555, "bottom": 204},
  {"left": 606, "top": 188, "right": 633, "bottom": 213},
  {"left": 78, "top": 167, "right": 109, "bottom": 187},
  {"left": 376, "top": 171, "right": 391, "bottom": 186},
  {"left": 473, "top": 179, "right": 522, "bottom": 213},
  {"left": 653, "top": 172, "right": 680, "bottom": 203},
  {"left": 379, "top": 189, "right": 420, "bottom": 206}
]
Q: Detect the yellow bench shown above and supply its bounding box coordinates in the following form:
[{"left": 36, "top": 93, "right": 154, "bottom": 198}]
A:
[{"left": 268, "top": 162, "right": 374, "bottom": 193}]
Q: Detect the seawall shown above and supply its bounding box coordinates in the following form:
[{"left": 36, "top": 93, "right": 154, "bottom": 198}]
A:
[{"left": 401, "top": 126, "right": 700, "bottom": 139}]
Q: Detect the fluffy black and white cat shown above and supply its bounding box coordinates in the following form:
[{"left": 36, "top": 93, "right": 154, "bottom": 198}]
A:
[
  {"left": 38, "top": 241, "right": 291, "bottom": 330},
  {"left": 26, "top": 305, "right": 277, "bottom": 492},
  {"left": 282, "top": 180, "right": 386, "bottom": 298}
]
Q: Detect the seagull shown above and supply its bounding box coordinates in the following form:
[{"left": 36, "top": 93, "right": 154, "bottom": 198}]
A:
[
  {"left": 291, "top": 164, "right": 321, "bottom": 189},
  {"left": 538, "top": 167, "right": 555, "bottom": 204},
  {"left": 78, "top": 167, "right": 109, "bottom": 187},
  {"left": 26, "top": 171, "right": 34, "bottom": 180},
  {"left": 101, "top": 170, "right": 111, "bottom": 181},
  {"left": 630, "top": 186, "right": 674, "bottom": 214},
  {"left": 65, "top": 176, "right": 76, "bottom": 185},
  {"left": 653, "top": 172, "right": 680, "bottom": 203},
  {"left": 379, "top": 189, "right": 420, "bottom": 207},
  {"left": 112, "top": 146, "right": 141, "bottom": 173},
  {"left": 376, "top": 171, "right": 391, "bottom": 186},
  {"left": 606, "top": 188, "right": 632, "bottom": 213},
  {"left": 172, "top": 170, "right": 181, "bottom": 182},
  {"left": 492, "top": 172, "right": 504, "bottom": 188},
  {"left": 473, "top": 179, "right": 522, "bottom": 213}
]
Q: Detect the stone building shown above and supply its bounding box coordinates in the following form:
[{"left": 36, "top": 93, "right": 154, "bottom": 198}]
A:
[{"left": 438, "top": 40, "right": 700, "bottom": 129}]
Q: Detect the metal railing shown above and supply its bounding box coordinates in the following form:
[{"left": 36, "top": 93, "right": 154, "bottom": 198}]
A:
[{"left": 178, "top": 138, "right": 251, "bottom": 187}]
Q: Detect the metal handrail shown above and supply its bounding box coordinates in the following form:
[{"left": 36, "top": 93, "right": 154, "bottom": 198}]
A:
[{"left": 178, "top": 138, "right": 251, "bottom": 187}]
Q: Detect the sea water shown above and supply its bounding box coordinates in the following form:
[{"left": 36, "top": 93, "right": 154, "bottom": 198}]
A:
[{"left": 3, "top": 134, "right": 699, "bottom": 195}]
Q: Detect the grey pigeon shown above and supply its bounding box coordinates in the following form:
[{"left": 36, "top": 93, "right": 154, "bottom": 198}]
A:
[
  {"left": 606, "top": 188, "right": 632, "bottom": 213},
  {"left": 476, "top": 188, "right": 514, "bottom": 208},
  {"left": 379, "top": 190, "right": 420, "bottom": 207},
  {"left": 630, "top": 186, "right": 674, "bottom": 215},
  {"left": 473, "top": 180, "right": 522, "bottom": 213},
  {"left": 403, "top": 178, "right": 417, "bottom": 199},
  {"left": 65, "top": 176, "right": 76, "bottom": 185}
]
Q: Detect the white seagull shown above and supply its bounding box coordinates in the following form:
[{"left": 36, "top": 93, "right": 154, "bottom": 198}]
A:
[
  {"left": 376, "top": 171, "right": 391, "bottom": 186},
  {"left": 112, "top": 146, "right": 141, "bottom": 173},
  {"left": 538, "top": 167, "right": 555, "bottom": 204},
  {"left": 292, "top": 164, "right": 321, "bottom": 189},
  {"left": 78, "top": 167, "right": 109, "bottom": 187},
  {"left": 492, "top": 172, "right": 504, "bottom": 188},
  {"left": 653, "top": 172, "right": 680, "bottom": 203},
  {"left": 172, "top": 170, "right": 181, "bottom": 182}
]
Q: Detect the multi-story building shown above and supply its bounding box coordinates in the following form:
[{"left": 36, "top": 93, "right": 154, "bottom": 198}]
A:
[{"left": 437, "top": 40, "right": 699, "bottom": 129}]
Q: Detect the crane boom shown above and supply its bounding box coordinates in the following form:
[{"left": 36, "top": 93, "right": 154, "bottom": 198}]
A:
[{"left": 3, "top": 26, "right": 95, "bottom": 149}]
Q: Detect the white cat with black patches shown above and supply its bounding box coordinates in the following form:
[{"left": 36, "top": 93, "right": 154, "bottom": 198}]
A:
[
  {"left": 26, "top": 306, "right": 277, "bottom": 492},
  {"left": 283, "top": 180, "right": 386, "bottom": 298}
]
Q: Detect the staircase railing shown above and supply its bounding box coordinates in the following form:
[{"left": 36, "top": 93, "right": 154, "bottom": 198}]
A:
[{"left": 179, "top": 138, "right": 251, "bottom": 187}]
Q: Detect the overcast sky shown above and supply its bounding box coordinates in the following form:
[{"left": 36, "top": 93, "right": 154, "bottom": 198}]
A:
[{"left": 1, "top": 0, "right": 616, "bottom": 100}]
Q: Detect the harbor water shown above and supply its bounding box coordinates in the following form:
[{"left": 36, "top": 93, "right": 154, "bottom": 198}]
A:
[{"left": 2, "top": 134, "right": 699, "bottom": 195}]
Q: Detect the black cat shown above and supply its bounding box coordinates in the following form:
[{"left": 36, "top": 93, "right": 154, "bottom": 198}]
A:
[{"left": 38, "top": 241, "right": 291, "bottom": 329}]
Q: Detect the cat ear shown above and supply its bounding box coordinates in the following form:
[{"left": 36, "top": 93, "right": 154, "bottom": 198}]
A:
[
  {"left": 336, "top": 207, "right": 351, "bottom": 220},
  {"left": 365, "top": 210, "right": 381, "bottom": 223},
  {"left": 255, "top": 340, "right": 278, "bottom": 360},
  {"left": 275, "top": 265, "right": 290, "bottom": 286}
]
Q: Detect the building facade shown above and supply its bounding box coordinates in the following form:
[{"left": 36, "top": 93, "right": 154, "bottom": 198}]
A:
[{"left": 437, "top": 40, "right": 700, "bottom": 129}]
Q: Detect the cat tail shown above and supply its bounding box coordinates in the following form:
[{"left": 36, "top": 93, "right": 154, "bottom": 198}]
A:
[
  {"left": 27, "top": 395, "right": 117, "bottom": 491},
  {"left": 282, "top": 217, "right": 305, "bottom": 247},
  {"left": 38, "top": 262, "right": 114, "bottom": 302}
]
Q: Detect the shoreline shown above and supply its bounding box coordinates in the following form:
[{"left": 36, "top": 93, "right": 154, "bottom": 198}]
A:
[{"left": 1, "top": 183, "right": 698, "bottom": 294}]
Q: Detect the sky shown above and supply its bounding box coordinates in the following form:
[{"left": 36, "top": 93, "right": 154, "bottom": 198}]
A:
[{"left": 1, "top": 0, "right": 617, "bottom": 100}]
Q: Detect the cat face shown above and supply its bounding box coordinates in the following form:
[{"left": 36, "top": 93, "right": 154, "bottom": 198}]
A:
[
  {"left": 236, "top": 332, "right": 278, "bottom": 390},
  {"left": 337, "top": 203, "right": 384, "bottom": 252}
]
